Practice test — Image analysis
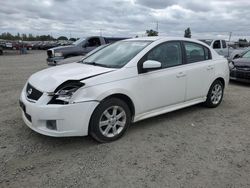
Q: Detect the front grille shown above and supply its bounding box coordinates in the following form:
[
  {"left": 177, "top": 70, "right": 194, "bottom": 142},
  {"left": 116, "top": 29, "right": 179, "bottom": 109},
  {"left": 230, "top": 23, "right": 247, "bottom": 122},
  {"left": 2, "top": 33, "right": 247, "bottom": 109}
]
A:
[
  {"left": 231, "top": 70, "right": 250, "bottom": 80},
  {"left": 26, "top": 83, "right": 43, "bottom": 101},
  {"left": 47, "top": 50, "right": 53, "bottom": 58},
  {"left": 236, "top": 67, "right": 250, "bottom": 71}
]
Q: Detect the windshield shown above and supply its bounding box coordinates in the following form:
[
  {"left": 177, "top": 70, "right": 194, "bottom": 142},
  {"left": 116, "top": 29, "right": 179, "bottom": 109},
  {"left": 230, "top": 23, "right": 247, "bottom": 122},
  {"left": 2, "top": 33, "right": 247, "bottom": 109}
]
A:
[
  {"left": 242, "top": 50, "right": 250, "bottom": 58},
  {"left": 73, "top": 38, "right": 86, "bottom": 45},
  {"left": 81, "top": 41, "right": 151, "bottom": 68}
]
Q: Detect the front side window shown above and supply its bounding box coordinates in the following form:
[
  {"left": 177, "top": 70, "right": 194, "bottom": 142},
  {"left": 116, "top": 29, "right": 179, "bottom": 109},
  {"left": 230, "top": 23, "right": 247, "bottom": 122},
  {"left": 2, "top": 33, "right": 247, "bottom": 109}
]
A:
[
  {"left": 213, "top": 40, "right": 221, "bottom": 49},
  {"left": 145, "top": 42, "right": 182, "bottom": 68},
  {"left": 81, "top": 41, "right": 151, "bottom": 68},
  {"left": 184, "top": 42, "right": 210, "bottom": 63},
  {"left": 87, "top": 38, "right": 101, "bottom": 47}
]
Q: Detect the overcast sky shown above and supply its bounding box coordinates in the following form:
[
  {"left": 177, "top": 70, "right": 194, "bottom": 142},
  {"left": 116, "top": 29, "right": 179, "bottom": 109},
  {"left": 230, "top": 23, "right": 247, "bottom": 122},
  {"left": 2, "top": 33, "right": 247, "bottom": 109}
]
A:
[{"left": 0, "top": 0, "right": 250, "bottom": 40}]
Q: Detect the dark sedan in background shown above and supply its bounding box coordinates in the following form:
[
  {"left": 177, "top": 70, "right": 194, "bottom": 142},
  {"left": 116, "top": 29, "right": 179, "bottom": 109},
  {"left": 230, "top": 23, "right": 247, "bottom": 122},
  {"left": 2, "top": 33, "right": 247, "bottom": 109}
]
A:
[{"left": 229, "top": 50, "right": 250, "bottom": 83}]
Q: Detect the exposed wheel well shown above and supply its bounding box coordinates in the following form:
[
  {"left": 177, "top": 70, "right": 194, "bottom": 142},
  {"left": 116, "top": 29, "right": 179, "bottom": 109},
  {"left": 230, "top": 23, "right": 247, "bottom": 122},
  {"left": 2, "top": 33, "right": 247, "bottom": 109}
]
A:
[
  {"left": 103, "top": 94, "right": 135, "bottom": 118},
  {"left": 214, "top": 77, "right": 225, "bottom": 88}
]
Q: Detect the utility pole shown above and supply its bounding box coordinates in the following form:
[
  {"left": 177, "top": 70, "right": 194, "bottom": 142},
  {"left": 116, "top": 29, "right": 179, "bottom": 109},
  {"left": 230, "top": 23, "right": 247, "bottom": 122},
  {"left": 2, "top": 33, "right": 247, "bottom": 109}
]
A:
[
  {"left": 228, "top": 32, "right": 232, "bottom": 57},
  {"left": 99, "top": 29, "right": 103, "bottom": 36},
  {"left": 228, "top": 32, "right": 232, "bottom": 41},
  {"left": 156, "top": 21, "right": 159, "bottom": 33}
]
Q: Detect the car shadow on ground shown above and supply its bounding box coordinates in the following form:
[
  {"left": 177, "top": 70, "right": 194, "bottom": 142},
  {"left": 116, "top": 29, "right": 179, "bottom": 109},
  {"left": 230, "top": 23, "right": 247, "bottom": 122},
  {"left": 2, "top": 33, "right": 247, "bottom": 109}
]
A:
[
  {"left": 229, "top": 80, "right": 250, "bottom": 87},
  {"left": 21, "top": 103, "right": 205, "bottom": 147},
  {"left": 129, "top": 103, "right": 205, "bottom": 132}
]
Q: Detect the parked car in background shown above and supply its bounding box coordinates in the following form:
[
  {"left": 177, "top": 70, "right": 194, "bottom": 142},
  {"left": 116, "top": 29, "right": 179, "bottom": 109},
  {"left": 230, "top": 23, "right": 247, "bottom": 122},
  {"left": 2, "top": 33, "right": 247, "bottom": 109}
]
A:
[
  {"left": 51, "top": 44, "right": 109, "bottom": 66},
  {"left": 228, "top": 47, "right": 250, "bottom": 61},
  {"left": 200, "top": 39, "right": 235, "bottom": 58},
  {"left": 20, "top": 37, "right": 229, "bottom": 142},
  {"left": 5, "top": 42, "right": 13, "bottom": 49},
  {"left": 0, "top": 45, "right": 3, "bottom": 55},
  {"left": 229, "top": 49, "right": 250, "bottom": 83},
  {"left": 46, "top": 36, "right": 128, "bottom": 66}
]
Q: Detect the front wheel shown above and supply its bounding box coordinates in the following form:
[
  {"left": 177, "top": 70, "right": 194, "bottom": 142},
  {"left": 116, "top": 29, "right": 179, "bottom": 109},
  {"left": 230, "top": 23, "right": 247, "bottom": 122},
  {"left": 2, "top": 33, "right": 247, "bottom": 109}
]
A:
[
  {"left": 89, "top": 98, "right": 131, "bottom": 143},
  {"left": 204, "top": 80, "right": 224, "bottom": 108}
]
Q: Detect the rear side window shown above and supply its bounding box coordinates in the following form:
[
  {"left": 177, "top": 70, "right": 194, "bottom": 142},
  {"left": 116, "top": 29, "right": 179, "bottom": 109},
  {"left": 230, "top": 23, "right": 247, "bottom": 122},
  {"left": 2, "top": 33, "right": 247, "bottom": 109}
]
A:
[
  {"left": 184, "top": 42, "right": 211, "bottom": 63},
  {"left": 222, "top": 40, "right": 227, "bottom": 48}
]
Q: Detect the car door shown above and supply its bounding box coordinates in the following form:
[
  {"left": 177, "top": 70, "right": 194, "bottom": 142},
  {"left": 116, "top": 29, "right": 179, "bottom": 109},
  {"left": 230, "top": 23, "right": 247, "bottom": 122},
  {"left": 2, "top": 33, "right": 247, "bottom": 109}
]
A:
[
  {"left": 221, "top": 40, "right": 229, "bottom": 57},
  {"left": 213, "top": 40, "right": 224, "bottom": 56},
  {"left": 135, "top": 41, "right": 187, "bottom": 114},
  {"left": 183, "top": 42, "right": 215, "bottom": 101}
]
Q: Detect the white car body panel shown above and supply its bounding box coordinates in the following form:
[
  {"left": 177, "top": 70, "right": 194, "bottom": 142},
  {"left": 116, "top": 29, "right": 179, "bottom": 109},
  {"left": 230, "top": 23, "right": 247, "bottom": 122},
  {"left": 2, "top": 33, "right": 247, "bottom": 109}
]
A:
[
  {"left": 29, "top": 63, "right": 115, "bottom": 92},
  {"left": 20, "top": 37, "right": 229, "bottom": 137}
]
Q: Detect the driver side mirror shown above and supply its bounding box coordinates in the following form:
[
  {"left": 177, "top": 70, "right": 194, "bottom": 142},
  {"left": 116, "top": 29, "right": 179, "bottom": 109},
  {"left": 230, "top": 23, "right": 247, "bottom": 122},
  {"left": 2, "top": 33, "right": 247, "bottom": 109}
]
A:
[{"left": 142, "top": 60, "right": 162, "bottom": 70}]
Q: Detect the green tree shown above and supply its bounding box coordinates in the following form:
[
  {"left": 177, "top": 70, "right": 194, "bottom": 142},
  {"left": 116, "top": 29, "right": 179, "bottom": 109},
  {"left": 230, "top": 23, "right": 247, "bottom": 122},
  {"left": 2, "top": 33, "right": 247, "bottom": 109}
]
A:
[
  {"left": 17, "top": 33, "right": 21, "bottom": 40},
  {"left": 57, "top": 36, "right": 68, "bottom": 40},
  {"left": 146, "top": 29, "right": 158, "bottom": 36},
  {"left": 238, "top": 38, "right": 248, "bottom": 47},
  {"left": 69, "top": 38, "right": 76, "bottom": 42},
  {"left": 28, "top": 33, "right": 34, "bottom": 41},
  {"left": 184, "top": 27, "right": 191, "bottom": 38},
  {"left": 21, "top": 33, "right": 27, "bottom": 40}
]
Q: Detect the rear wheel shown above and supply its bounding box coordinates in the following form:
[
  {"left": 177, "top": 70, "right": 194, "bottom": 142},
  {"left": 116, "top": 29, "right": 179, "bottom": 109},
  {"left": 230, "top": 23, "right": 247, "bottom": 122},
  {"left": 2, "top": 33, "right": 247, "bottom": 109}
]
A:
[
  {"left": 204, "top": 80, "right": 224, "bottom": 108},
  {"left": 89, "top": 98, "right": 131, "bottom": 143}
]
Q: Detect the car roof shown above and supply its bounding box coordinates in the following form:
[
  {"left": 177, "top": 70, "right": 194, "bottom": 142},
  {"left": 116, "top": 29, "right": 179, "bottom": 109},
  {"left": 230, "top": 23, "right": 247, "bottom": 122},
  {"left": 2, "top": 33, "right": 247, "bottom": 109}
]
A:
[
  {"left": 124, "top": 37, "right": 162, "bottom": 42},
  {"left": 124, "top": 37, "right": 210, "bottom": 46}
]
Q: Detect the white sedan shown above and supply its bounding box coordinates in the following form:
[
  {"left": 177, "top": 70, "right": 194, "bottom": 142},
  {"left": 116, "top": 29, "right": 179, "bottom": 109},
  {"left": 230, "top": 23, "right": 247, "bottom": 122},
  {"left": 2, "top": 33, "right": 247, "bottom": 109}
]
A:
[{"left": 20, "top": 37, "right": 229, "bottom": 142}]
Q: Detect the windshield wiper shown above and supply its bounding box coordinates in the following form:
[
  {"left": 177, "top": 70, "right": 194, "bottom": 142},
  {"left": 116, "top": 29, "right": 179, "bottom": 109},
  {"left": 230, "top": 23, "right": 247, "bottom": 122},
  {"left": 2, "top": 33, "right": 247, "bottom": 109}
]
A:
[{"left": 83, "top": 61, "right": 110, "bottom": 68}]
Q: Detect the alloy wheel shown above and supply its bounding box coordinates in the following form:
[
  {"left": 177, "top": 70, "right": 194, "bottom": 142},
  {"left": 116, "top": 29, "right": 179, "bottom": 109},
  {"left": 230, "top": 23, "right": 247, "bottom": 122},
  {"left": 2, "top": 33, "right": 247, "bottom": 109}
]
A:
[
  {"left": 211, "top": 84, "right": 223, "bottom": 105},
  {"left": 99, "top": 106, "right": 126, "bottom": 138}
]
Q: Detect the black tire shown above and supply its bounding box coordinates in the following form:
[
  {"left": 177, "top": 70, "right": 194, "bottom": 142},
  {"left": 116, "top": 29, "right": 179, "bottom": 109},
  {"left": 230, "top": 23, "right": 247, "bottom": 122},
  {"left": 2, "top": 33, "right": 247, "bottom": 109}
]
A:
[
  {"left": 89, "top": 98, "right": 131, "bottom": 143},
  {"left": 204, "top": 80, "right": 224, "bottom": 108},
  {"left": 0, "top": 50, "right": 3, "bottom": 55}
]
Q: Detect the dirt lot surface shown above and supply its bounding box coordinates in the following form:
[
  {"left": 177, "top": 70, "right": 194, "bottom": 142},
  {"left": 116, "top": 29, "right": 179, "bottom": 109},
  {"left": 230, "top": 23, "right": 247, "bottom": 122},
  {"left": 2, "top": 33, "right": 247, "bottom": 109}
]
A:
[{"left": 0, "top": 51, "right": 250, "bottom": 188}]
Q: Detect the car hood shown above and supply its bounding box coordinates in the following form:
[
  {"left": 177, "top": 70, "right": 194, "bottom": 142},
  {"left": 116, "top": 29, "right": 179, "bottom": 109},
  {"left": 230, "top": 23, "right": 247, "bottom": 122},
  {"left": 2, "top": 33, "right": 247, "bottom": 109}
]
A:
[
  {"left": 28, "top": 63, "right": 115, "bottom": 92},
  {"left": 233, "top": 58, "right": 250, "bottom": 68},
  {"left": 49, "top": 45, "right": 75, "bottom": 51}
]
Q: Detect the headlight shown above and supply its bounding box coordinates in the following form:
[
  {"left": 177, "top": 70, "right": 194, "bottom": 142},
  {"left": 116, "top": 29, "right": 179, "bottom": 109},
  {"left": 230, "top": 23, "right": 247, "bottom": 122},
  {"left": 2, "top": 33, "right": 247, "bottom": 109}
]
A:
[
  {"left": 55, "top": 52, "right": 63, "bottom": 57},
  {"left": 48, "top": 81, "right": 84, "bottom": 104},
  {"left": 228, "top": 61, "right": 235, "bottom": 69}
]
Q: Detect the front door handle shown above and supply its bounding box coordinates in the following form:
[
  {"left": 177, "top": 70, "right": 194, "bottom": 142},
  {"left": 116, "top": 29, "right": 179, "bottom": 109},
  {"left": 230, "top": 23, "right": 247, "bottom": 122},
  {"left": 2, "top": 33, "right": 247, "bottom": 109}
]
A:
[
  {"left": 207, "top": 65, "right": 214, "bottom": 70},
  {"left": 176, "top": 72, "right": 186, "bottom": 78}
]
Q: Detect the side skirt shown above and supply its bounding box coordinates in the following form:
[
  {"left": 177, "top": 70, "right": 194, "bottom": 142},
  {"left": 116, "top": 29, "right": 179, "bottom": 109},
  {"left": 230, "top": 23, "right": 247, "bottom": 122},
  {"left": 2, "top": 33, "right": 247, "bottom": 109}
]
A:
[{"left": 133, "top": 97, "right": 206, "bottom": 122}]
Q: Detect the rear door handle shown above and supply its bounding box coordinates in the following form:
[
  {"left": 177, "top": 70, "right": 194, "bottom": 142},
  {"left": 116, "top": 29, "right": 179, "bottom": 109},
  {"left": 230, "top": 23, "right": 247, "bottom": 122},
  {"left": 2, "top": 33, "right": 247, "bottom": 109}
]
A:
[{"left": 176, "top": 72, "right": 186, "bottom": 78}]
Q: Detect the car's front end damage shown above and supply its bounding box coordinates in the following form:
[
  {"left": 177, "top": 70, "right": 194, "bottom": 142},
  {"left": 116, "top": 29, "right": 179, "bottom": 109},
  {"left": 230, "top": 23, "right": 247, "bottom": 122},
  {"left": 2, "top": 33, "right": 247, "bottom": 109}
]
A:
[
  {"left": 19, "top": 83, "right": 98, "bottom": 137},
  {"left": 229, "top": 59, "right": 250, "bottom": 83},
  {"left": 19, "top": 63, "right": 115, "bottom": 137}
]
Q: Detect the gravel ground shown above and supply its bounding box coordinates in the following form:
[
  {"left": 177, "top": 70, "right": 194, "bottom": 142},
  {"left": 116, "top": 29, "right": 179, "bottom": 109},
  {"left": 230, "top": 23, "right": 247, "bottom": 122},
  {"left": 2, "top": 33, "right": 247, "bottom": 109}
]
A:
[{"left": 0, "top": 51, "right": 250, "bottom": 188}]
